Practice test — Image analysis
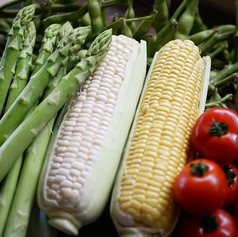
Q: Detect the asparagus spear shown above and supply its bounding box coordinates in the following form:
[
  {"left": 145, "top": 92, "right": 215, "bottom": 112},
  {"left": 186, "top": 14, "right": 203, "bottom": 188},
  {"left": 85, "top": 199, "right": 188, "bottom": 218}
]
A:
[
  {"left": 0, "top": 4, "right": 35, "bottom": 116},
  {"left": 2, "top": 122, "right": 54, "bottom": 237},
  {"left": 31, "top": 23, "right": 62, "bottom": 75},
  {"left": 0, "top": 28, "right": 112, "bottom": 182},
  {"left": 4, "top": 21, "right": 36, "bottom": 113},
  {"left": 0, "top": 21, "right": 36, "bottom": 237},
  {"left": 0, "top": 25, "right": 90, "bottom": 145},
  {"left": 2, "top": 54, "right": 71, "bottom": 237}
]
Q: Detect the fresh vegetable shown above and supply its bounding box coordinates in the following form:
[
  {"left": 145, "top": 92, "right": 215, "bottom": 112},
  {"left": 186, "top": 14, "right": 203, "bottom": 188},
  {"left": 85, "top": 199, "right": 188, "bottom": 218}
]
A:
[
  {"left": 191, "top": 107, "right": 238, "bottom": 164},
  {"left": 0, "top": 28, "right": 112, "bottom": 183},
  {"left": 0, "top": 4, "right": 35, "bottom": 116},
  {"left": 0, "top": 24, "right": 91, "bottom": 146},
  {"left": 0, "top": 0, "right": 237, "bottom": 236},
  {"left": 37, "top": 34, "right": 147, "bottom": 236},
  {"left": 234, "top": 199, "right": 238, "bottom": 226},
  {"left": 222, "top": 163, "right": 238, "bottom": 208},
  {"left": 110, "top": 39, "right": 210, "bottom": 236},
  {"left": 0, "top": 19, "right": 36, "bottom": 237},
  {"left": 173, "top": 159, "right": 229, "bottom": 216},
  {"left": 178, "top": 209, "right": 238, "bottom": 237}
]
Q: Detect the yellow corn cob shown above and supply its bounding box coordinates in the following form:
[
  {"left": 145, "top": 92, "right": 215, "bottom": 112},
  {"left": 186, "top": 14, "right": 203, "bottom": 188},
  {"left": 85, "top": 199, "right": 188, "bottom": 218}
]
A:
[
  {"left": 37, "top": 35, "right": 147, "bottom": 236},
  {"left": 110, "top": 39, "right": 211, "bottom": 237}
]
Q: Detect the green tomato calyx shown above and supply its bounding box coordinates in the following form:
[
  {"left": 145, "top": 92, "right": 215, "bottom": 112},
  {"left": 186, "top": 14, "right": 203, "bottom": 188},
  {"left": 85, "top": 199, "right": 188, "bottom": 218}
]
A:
[
  {"left": 209, "top": 118, "right": 228, "bottom": 136},
  {"left": 201, "top": 215, "right": 219, "bottom": 233},
  {"left": 190, "top": 161, "right": 209, "bottom": 176}
]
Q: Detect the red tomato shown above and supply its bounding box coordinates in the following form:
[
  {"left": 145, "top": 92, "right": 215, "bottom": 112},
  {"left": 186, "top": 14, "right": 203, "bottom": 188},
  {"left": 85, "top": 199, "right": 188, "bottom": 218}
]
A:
[
  {"left": 178, "top": 209, "right": 238, "bottom": 237},
  {"left": 234, "top": 199, "right": 238, "bottom": 226},
  {"left": 173, "top": 159, "right": 228, "bottom": 216},
  {"left": 191, "top": 107, "right": 238, "bottom": 164},
  {"left": 222, "top": 163, "right": 238, "bottom": 208}
]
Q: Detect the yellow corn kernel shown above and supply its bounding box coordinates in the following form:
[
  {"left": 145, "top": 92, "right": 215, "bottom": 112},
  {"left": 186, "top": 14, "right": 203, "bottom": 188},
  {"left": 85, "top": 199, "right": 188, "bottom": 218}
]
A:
[
  {"left": 37, "top": 35, "right": 147, "bottom": 236},
  {"left": 110, "top": 39, "right": 211, "bottom": 237}
]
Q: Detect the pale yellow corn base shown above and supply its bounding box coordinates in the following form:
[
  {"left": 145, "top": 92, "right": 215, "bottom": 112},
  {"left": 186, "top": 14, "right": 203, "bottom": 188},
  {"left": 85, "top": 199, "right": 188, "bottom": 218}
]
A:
[
  {"left": 37, "top": 35, "right": 147, "bottom": 236},
  {"left": 110, "top": 39, "right": 211, "bottom": 237}
]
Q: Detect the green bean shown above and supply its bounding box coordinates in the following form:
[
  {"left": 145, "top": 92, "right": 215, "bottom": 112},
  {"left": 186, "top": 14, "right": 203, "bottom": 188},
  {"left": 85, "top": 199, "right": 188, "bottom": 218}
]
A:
[
  {"left": 209, "top": 41, "right": 228, "bottom": 59},
  {"left": 155, "top": 23, "right": 177, "bottom": 51},
  {"left": 0, "top": 0, "right": 25, "bottom": 12},
  {"left": 42, "top": 0, "right": 128, "bottom": 30},
  {"left": 233, "top": 0, "right": 238, "bottom": 63},
  {"left": 200, "top": 30, "right": 235, "bottom": 55},
  {"left": 206, "top": 91, "right": 232, "bottom": 109},
  {"left": 210, "top": 61, "right": 238, "bottom": 83},
  {"left": 209, "top": 70, "right": 220, "bottom": 81},
  {"left": 133, "top": 10, "right": 158, "bottom": 40},
  {"left": 85, "top": 17, "right": 124, "bottom": 43},
  {"left": 43, "top": 3, "right": 88, "bottom": 29},
  {"left": 211, "top": 57, "right": 226, "bottom": 70},
  {"left": 212, "top": 72, "right": 237, "bottom": 88},
  {"left": 153, "top": 0, "right": 169, "bottom": 32},
  {"left": 120, "top": 18, "right": 133, "bottom": 38},
  {"left": 80, "top": 12, "right": 91, "bottom": 28},
  {"left": 124, "top": 0, "right": 137, "bottom": 34},
  {"left": 88, "top": 0, "right": 105, "bottom": 34},
  {"left": 166, "top": 0, "right": 171, "bottom": 8},
  {"left": 189, "top": 29, "right": 214, "bottom": 45},
  {"left": 190, "top": 7, "right": 208, "bottom": 34},
  {"left": 153, "top": 0, "right": 194, "bottom": 45},
  {"left": 215, "top": 24, "right": 236, "bottom": 34},
  {"left": 174, "top": 0, "right": 199, "bottom": 40}
]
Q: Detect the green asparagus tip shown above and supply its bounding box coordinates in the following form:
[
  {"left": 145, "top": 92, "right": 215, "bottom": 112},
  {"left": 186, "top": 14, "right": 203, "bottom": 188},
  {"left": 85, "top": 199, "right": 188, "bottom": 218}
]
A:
[
  {"left": 87, "top": 28, "right": 112, "bottom": 56},
  {"left": 56, "top": 21, "right": 74, "bottom": 46},
  {"left": 42, "top": 24, "right": 62, "bottom": 42},
  {"left": 13, "top": 4, "right": 36, "bottom": 27}
]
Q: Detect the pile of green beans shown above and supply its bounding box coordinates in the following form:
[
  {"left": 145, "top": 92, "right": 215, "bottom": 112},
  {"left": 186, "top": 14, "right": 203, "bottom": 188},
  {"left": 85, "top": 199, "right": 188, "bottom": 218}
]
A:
[{"left": 0, "top": 0, "right": 238, "bottom": 110}]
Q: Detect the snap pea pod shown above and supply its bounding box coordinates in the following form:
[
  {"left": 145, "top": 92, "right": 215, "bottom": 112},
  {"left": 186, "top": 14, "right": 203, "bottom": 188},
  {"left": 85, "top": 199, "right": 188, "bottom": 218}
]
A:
[
  {"left": 0, "top": 28, "right": 112, "bottom": 183},
  {"left": 233, "top": 0, "right": 238, "bottom": 63},
  {"left": 42, "top": 0, "right": 127, "bottom": 29},
  {"left": 190, "top": 7, "right": 208, "bottom": 34},
  {"left": 200, "top": 30, "right": 235, "bottom": 55},
  {"left": 174, "top": 0, "right": 199, "bottom": 40},
  {"left": 120, "top": 18, "right": 133, "bottom": 38},
  {"left": 132, "top": 10, "right": 158, "bottom": 40},
  {"left": 88, "top": 0, "right": 105, "bottom": 34},
  {"left": 124, "top": 0, "right": 137, "bottom": 34},
  {"left": 153, "top": 0, "right": 169, "bottom": 32},
  {"left": 0, "top": 4, "right": 35, "bottom": 116},
  {"left": 210, "top": 61, "right": 238, "bottom": 83},
  {"left": 189, "top": 29, "right": 215, "bottom": 46},
  {"left": 154, "top": 23, "right": 177, "bottom": 51},
  {"left": 208, "top": 41, "right": 228, "bottom": 59},
  {"left": 148, "top": 0, "right": 194, "bottom": 57}
]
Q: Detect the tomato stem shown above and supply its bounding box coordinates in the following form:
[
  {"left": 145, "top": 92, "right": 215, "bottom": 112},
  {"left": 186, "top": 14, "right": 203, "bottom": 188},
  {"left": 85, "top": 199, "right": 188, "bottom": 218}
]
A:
[
  {"left": 190, "top": 162, "right": 209, "bottom": 176},
  {"left": 201, "top": 215, "right": 219, "bottom": 233},
  {"left": 209, "top": 118, "right": 228, "bottom": 136},
  {"left": 223, "top": 164, "right": 236, "bottom": 186}
]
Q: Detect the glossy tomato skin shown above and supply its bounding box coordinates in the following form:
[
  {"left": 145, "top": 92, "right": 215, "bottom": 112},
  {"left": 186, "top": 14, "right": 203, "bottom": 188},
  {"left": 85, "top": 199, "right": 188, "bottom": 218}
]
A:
[
  {"left": 173, "top": 159, "right": 228, "bottom": 216},
  {"left": 191, "top": 107, "right": 238, "bottom": 164},
  {"left": 234, "top": 199, "right": 238, "bottom": 226},
  {"left": 178, "top": 209, "right": 238, "bottom": 237},
  {"left": 222, "top": 163, "right": 238, "bottom": 208}
]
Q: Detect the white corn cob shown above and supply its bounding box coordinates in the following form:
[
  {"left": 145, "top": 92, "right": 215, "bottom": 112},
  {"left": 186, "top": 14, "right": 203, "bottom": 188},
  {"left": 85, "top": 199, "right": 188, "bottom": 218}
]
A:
[
  {"left": 37, "top": 34, "right": 147, "bottom": 236},
  {"left": 110, "top": 39, "right": 211, "bottom": 237}
]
